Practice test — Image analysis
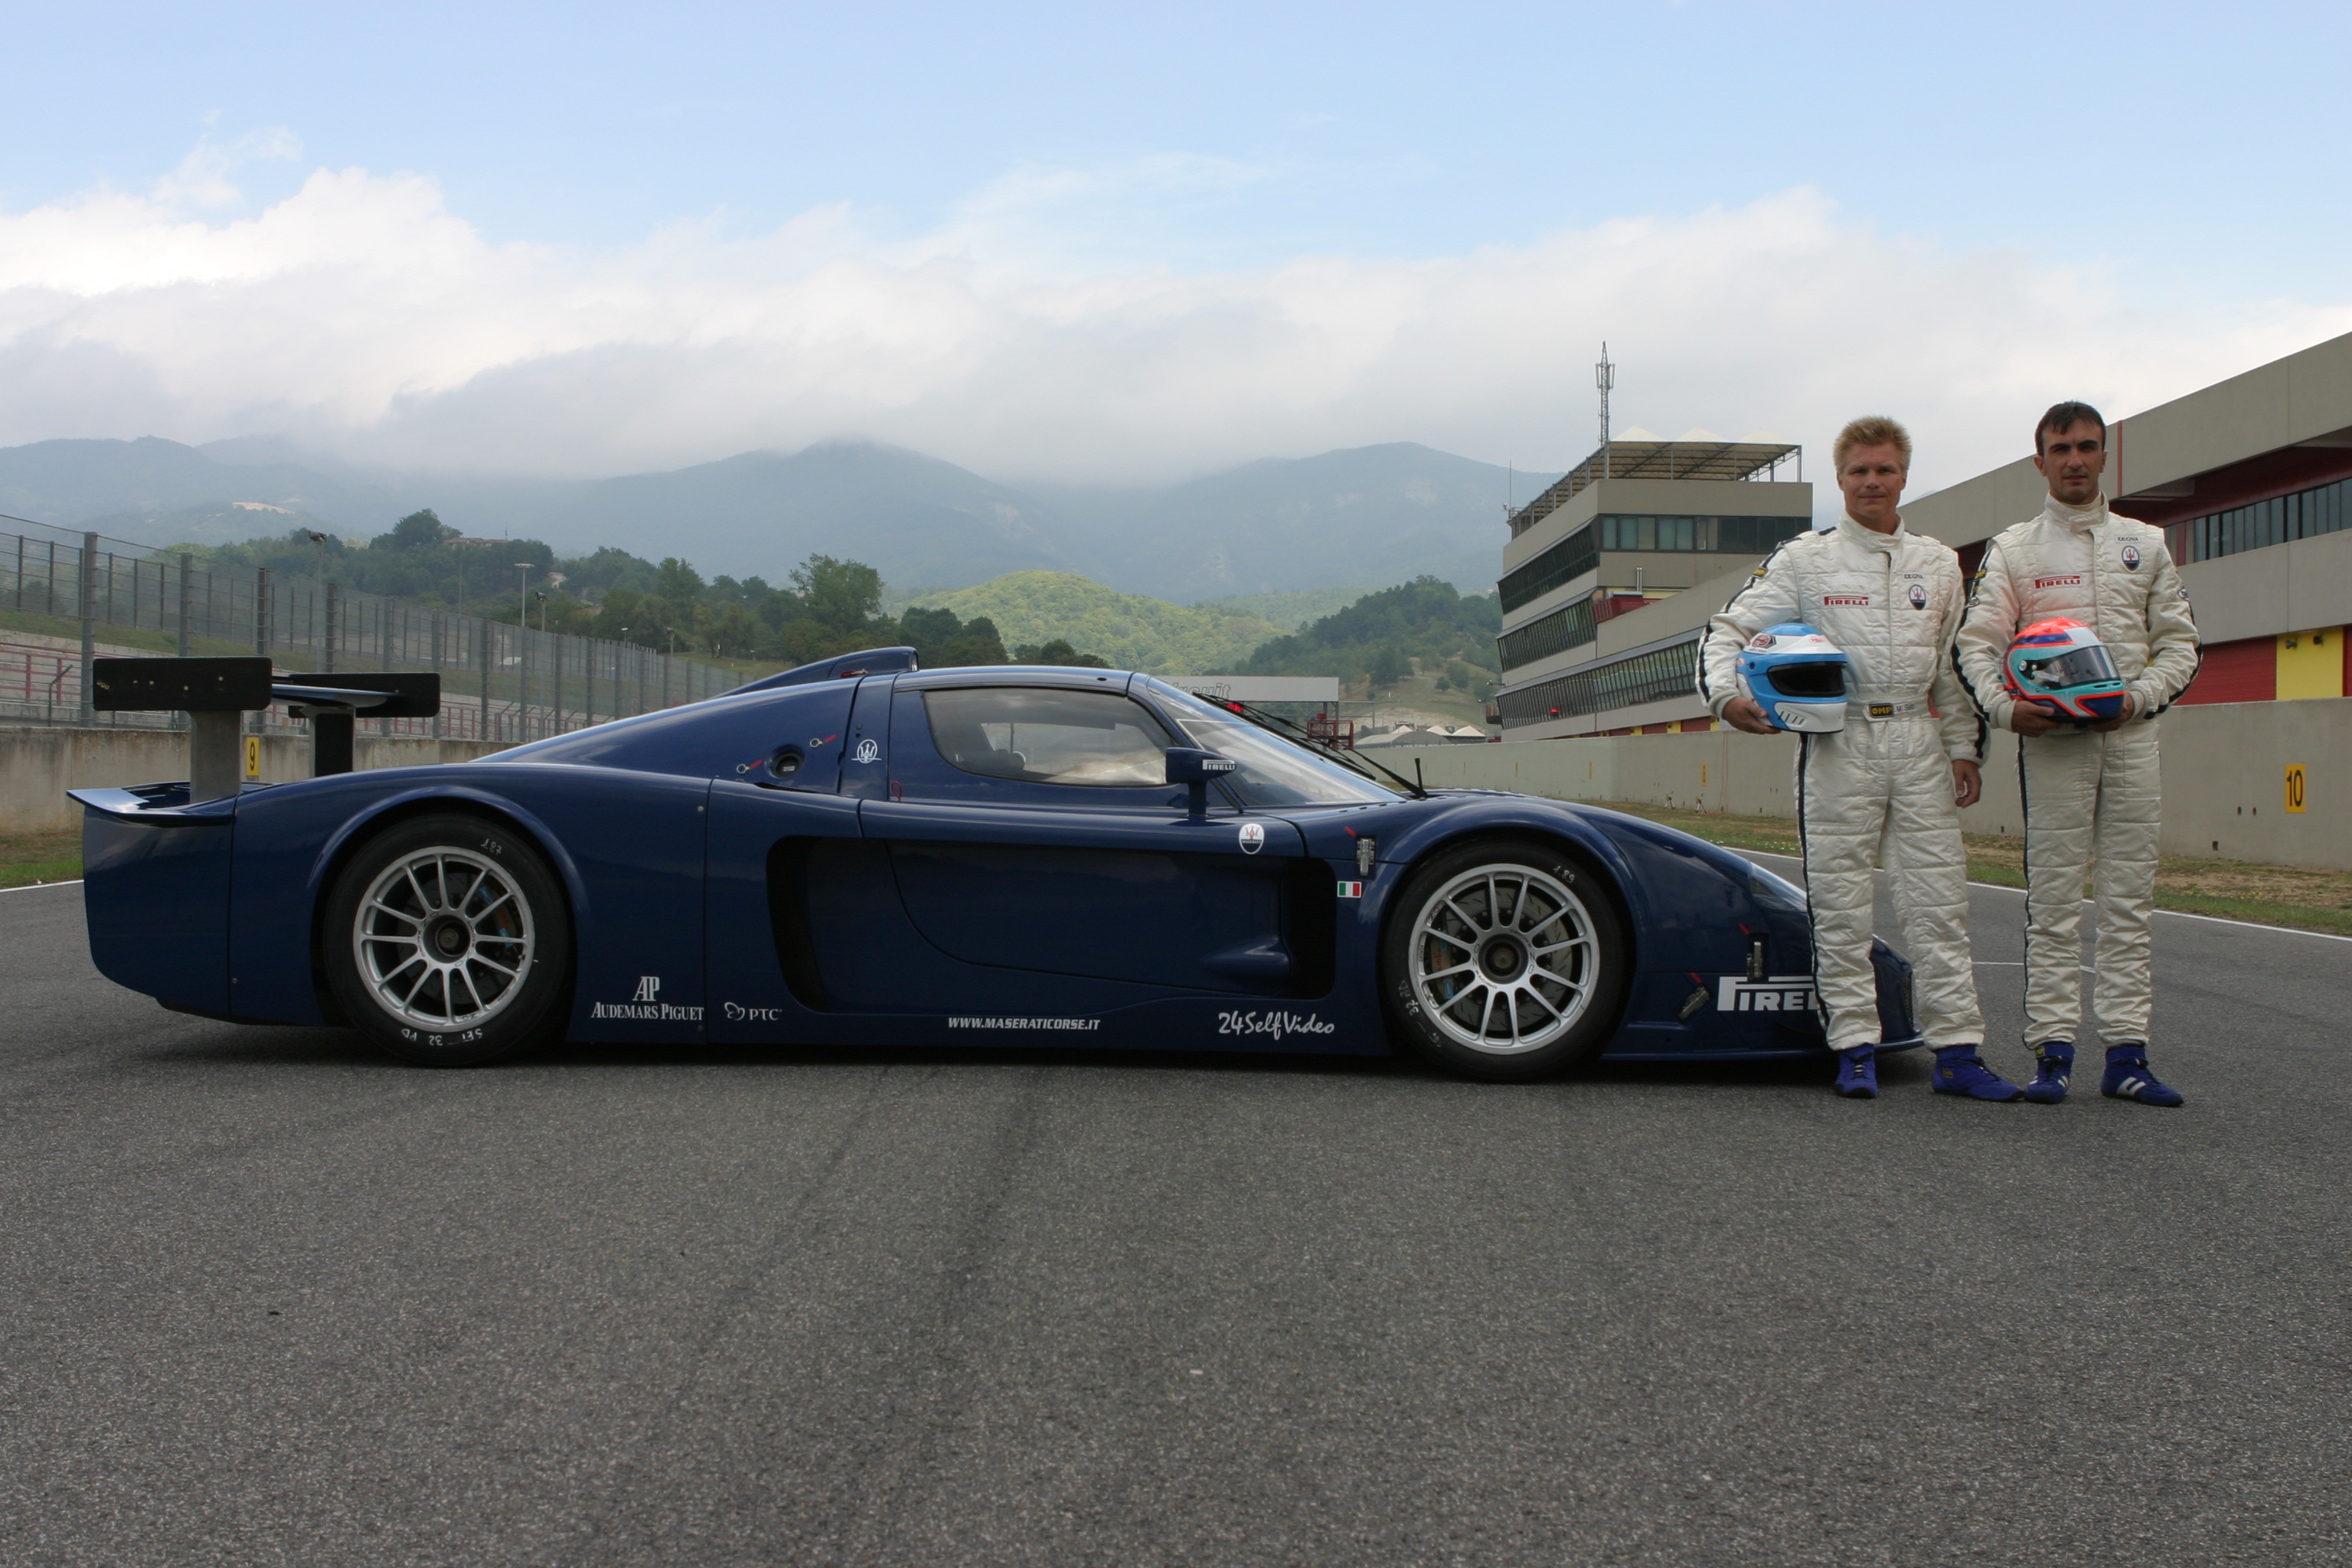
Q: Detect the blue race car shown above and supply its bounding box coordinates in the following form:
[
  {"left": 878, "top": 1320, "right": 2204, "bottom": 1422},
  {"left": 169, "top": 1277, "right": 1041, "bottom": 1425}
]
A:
[{"left": 73, "top": 651, "right": 1919, "bottom": 1081}]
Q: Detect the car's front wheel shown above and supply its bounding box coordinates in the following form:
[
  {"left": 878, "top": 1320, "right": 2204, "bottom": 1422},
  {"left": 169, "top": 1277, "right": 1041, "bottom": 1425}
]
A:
[
  {"left": 322, "top": 813, "right": 572, "bottom": 1067},
  {"left": 1380, "top": 838, "right": 1628, "bottom": 1081}
]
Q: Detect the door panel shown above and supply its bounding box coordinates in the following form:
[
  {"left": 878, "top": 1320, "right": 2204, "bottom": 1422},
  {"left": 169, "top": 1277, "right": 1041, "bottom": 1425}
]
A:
[{"left": 861, "top": 799, "right": 1308, "bottom": 995}]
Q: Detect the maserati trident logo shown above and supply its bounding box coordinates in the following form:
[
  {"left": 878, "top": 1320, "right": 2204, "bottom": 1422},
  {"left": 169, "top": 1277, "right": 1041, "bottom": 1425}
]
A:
[{"left": 1238, "top": 822, "right": 1266, "bottom": 854}]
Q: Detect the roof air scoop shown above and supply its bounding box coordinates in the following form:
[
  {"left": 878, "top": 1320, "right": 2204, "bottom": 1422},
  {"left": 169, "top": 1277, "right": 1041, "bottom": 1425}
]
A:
[{"left": 724, "top": 646, "right": 919, "bottom": 696}]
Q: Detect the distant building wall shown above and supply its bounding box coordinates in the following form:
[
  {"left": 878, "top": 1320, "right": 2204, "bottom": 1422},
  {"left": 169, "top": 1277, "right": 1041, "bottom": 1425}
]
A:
[{"left": 1387, "top": 697, "right": 2352, "bottom": 871}]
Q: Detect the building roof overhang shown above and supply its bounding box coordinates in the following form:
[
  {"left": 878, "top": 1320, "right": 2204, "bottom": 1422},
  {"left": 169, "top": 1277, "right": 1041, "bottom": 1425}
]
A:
[{"left": 1507, "top": 440, "right": 1802, "bottom": 537}]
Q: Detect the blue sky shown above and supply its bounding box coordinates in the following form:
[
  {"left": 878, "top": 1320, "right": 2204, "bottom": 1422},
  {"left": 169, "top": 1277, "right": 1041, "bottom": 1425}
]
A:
[{"left": 2, "top": 2, "right": 2347, "bottom": 486}]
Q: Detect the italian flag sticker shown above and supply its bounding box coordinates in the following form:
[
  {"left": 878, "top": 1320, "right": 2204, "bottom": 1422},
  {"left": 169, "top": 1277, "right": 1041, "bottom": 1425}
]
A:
[{"left": 1337, "top": 880, "right": 1364, "bottom": 899}]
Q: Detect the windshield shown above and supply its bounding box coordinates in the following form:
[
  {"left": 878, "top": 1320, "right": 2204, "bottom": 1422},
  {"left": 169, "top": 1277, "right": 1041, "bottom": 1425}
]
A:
[{"left": 1138, "top": 678, "right": 1400, "bottom": 806}]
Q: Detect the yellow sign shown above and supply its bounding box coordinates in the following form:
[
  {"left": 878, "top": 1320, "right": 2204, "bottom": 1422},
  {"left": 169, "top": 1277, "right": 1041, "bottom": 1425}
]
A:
[
  {"left": 244, "top": 736, "right": 261, "bottom": 782},
  {"left": 2285, "top": 764, "right": 2305, "bottom": 814}
]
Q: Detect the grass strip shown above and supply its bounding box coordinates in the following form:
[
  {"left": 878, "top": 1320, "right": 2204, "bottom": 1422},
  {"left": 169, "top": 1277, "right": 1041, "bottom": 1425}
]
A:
[{"left": 0, "top": 831, "right": 81, "bottom": 890}]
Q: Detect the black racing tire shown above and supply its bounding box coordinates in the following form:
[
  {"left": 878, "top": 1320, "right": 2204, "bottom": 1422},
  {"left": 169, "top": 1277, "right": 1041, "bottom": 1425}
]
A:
[
  {"left": 1380, "top": 837, "right": 1629, "bottom": 1083},
  {"left": 322, "top": 813, "right": 572, "bottom": 1067}
]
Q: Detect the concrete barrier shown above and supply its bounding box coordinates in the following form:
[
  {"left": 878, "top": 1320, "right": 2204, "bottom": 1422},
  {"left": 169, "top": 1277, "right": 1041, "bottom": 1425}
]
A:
[
  {"left": 0, "top": 725, "right": 512, "bottom": 835},
  {"left": 1390, "top": 697, "right": 2352, "bottom": 871}
]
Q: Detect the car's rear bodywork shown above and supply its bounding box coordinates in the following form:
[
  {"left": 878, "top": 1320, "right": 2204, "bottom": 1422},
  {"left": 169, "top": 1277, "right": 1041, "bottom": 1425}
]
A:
[{"left": 75, "top": 666, "right": 1919, "bottom": 1060}]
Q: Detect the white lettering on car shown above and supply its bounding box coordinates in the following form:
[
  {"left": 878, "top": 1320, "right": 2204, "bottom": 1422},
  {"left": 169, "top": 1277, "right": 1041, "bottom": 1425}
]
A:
[
  {"left": 1215, "top": 1010, "right": 1337, "bottom": 1039},
  {"left": 1717, "top": 975, "right": 1818, "bottom": 1013},
  {"left": 946, "top": 1017, "right": 1103, "bottom": 1031}
]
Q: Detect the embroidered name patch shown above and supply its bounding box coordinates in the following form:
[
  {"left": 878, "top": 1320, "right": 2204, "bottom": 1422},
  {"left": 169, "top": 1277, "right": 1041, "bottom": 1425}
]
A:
[
  {"left": 1821, "top": 594, "right": 1870, "bottom": 606},
  {"left": 2034, "top": 575, "right": 2082, "bottom": 589}
]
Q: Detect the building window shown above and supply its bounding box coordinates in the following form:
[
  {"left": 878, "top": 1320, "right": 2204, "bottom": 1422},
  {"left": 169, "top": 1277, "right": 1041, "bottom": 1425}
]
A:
[
  {"left": 1499, "top": 527, "right": 1601, "bottom": 612},
  {"left": 1500, "top": 514, "right": 1808, "bottom": 613},
  {"left": 1496, "top": 636, "right": 1702, "bottom": 728},
  {"left": 1495, "top": 598, "right": 1597, "bottom": 671},
  {"left": 2187, "top": 475, "right": 2350, "bottom": 564},
  {"left": 1594, "top": 514, "right": 1807, "bottom": 554}
]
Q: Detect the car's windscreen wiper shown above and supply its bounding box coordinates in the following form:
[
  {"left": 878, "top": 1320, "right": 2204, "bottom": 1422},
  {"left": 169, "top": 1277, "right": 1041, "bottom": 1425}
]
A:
[{"left": 1218, "top": 698, "right": 1428, "bottom": 799}]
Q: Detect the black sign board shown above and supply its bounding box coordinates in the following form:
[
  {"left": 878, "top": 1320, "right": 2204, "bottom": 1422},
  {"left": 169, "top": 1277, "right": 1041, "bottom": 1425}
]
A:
[{"left": 91, "top": 657, "right": 274, "bottom": 713}]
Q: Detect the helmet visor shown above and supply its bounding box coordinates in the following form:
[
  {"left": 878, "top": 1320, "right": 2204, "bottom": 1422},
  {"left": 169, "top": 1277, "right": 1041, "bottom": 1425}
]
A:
[
  {"left": 1769, "top": 660, "right": 1847, "bottom": 698},
  {"left": 2018, "top": 644, "right": 2120, "bottom": 691}
]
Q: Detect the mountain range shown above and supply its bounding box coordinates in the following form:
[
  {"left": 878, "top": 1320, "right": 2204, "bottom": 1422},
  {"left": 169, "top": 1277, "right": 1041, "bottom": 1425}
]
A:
[{"left": 0, "top": 435, "right": 1557, "bottom": 603}]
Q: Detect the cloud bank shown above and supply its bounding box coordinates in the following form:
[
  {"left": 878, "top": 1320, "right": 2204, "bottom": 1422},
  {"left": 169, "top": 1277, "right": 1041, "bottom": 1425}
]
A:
[{"left": 2, "top": 149, "right": 2345, "bottom": 491}]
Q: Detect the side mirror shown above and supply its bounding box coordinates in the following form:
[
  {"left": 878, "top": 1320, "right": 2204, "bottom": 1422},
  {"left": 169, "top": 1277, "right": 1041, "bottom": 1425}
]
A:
[{"left": 1165, "top": 746, "right": 1236, "bottom": 820}]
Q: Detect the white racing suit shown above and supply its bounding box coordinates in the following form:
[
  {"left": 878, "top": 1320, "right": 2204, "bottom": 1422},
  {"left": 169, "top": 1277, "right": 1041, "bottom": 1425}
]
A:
[
  {"left": 1700, "top": 514, "right": 1985, "bottom": 1050},
  {"left": 1953, "top": 495, "right": 2202, "bottom": 1047}
]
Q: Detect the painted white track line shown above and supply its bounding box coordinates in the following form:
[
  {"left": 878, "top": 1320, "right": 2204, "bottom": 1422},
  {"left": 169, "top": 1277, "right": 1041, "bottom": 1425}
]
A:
[
  {"left": 0, "top": 879, "right": 81, "bottom": 894},
  {"left": 1740, "top": 848, "right": 2352, "bottom": 946}
]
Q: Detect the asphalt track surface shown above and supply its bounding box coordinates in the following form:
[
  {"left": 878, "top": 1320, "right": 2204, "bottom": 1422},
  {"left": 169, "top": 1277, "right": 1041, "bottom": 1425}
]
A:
[{"left": 2, "top": 865, "right": 2344, "bottom": 1567}]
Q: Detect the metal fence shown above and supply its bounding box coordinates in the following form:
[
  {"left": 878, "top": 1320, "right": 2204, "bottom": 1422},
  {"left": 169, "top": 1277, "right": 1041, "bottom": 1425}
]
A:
[{"left": 2, "top": 517, "right": 739, "bottom": 739}]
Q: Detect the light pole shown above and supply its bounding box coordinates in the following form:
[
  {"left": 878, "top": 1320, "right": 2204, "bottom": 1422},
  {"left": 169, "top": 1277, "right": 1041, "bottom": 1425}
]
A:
[
  {"left": 516, "top": 561, "right": 533, "bottom": 622},
  {"left": 536, "top": 591, "right": 548, "bottom": 633}
]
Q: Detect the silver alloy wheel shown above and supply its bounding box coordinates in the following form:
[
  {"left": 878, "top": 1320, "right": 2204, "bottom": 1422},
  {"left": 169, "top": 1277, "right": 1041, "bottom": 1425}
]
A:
[
  {"left": 1407, "top": 861, "right": 1599, "bottom": 1055},
  {"left": 351, "top": 848, "right": 535, "bottom": 1031}
]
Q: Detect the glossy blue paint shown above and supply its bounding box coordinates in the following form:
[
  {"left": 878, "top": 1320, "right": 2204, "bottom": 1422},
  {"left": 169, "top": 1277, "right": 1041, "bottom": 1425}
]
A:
[
  {"left": 74, "top": 785, "right": 238, "bottom": 1014},
  {"left": 73, "top": 662, "right": 1922, "bottom": 1063}
]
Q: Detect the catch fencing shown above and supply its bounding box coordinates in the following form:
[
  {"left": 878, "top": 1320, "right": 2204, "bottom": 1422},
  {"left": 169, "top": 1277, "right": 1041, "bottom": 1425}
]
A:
[{"left": 2, "top": 517, "right": 739, "bottom": 740}]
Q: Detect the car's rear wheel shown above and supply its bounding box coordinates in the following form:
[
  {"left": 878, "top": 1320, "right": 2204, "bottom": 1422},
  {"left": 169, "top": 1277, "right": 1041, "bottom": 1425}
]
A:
[
  {"left": 322, "top": 814, "right": 571, "bottom": 1067},
  {"left": 1380, "top": 838, "right": 1628, "bottom": 1082}
]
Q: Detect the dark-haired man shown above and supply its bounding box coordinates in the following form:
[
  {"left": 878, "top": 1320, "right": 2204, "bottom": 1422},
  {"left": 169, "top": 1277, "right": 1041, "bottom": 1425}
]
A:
[
  {"left": 1954, "top": 403, "right": 2202, "bottom": 1106},
  {"left": 1703, "top": 416, "right": 2006, "bottom": 1101}
]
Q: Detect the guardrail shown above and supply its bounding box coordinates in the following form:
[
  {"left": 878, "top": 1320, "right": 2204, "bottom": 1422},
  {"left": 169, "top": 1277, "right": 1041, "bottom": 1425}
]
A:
[{"left": 3, "top": 516, "right": 739, "bottom": 740}]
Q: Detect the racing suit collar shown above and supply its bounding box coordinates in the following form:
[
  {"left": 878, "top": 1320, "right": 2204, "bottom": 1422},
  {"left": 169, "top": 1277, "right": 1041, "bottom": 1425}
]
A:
[
  {"left": 2040, "top": 492, "right": 2109, "bottom": 531},
  {"left": 1837, "top": 511, "right": 1906, "bottom": 552}
]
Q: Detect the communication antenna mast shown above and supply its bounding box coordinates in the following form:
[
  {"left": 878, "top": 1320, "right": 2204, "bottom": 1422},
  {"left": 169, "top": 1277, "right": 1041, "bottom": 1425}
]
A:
[{"left": 1596, "top": 342, "right": 1615, "bottom": 479}]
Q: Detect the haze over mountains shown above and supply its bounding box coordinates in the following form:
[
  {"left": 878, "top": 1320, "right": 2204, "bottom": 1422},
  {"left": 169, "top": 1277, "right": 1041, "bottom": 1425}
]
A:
[{"left": 0, "top": 435, "right": 1556, "bottom": 603}]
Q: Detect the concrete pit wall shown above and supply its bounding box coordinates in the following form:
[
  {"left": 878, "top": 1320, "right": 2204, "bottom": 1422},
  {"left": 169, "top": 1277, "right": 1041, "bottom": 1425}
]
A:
[
  {"left": 0, "top": 726, "right": 512, "bottom": 835},
  {"left": 1389, "top": 697, "right": 2352, "bottom": 872}
]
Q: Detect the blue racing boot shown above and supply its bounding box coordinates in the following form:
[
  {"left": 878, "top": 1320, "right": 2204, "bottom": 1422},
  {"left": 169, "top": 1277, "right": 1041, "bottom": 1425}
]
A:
[
  {"left": 1932, "top": 1045, "right": 2023, "bottom": 1101},
  {"left": 2024, "top": 1040, "right": 2074, "bottom": 1105},
  {"left": 2102, "top": 1044, "right": 2184, "bottom": 1106},
  {"left": 1834, "top": 1045, "right": 1878, "bottom": 1099}
]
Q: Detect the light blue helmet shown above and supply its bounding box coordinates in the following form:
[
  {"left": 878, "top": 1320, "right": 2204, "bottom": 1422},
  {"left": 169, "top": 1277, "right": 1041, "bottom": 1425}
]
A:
[{"left": 1735, "top": 622, "right": 1847, "bottom": 733}]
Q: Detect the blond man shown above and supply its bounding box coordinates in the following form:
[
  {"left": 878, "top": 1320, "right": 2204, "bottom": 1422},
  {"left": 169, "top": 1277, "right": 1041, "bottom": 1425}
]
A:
[{"left": 1700, "top": 417, "right": 2010, "bottom": 1100}]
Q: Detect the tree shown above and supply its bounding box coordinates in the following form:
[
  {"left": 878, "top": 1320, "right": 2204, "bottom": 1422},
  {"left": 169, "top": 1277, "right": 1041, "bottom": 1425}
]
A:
[
  {"left": 1018, "top": 638, "right": 1111, "bottom": 668},
  {"left": 655, "top": 557, "right": 707, "bottom": 606},
  {"left": 791, "top": 554, "right": 885, "bottom": 638},
  {"left": 377, "top": 509, "right": 457, "bottom": 551},
  {"left": 1367, "top": 646, "right": 1410, "bottom": 691}
]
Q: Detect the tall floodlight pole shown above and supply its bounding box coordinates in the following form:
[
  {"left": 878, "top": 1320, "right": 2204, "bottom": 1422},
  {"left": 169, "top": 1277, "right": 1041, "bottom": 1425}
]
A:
[{"left": 1596, "top": 343, "right": 1615, "bottom": 479}]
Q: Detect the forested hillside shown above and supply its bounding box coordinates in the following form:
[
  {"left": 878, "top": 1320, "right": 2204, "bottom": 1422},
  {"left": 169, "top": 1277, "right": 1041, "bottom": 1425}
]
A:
[
  {"left": 177, "top": 511, "right": 1008, "bottom": 670},
  {"left": 1242, "top": 577, "right": 1501, "bottom": 697},
  {"left": 906, "top": 572, "right": 1278, "bottom": 674}
]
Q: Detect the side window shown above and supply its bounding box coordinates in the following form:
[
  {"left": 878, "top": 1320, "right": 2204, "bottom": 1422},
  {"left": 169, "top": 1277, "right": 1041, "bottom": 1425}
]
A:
[{"left": 923, "top": 688, "right": 1172, "bottom": 787}]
